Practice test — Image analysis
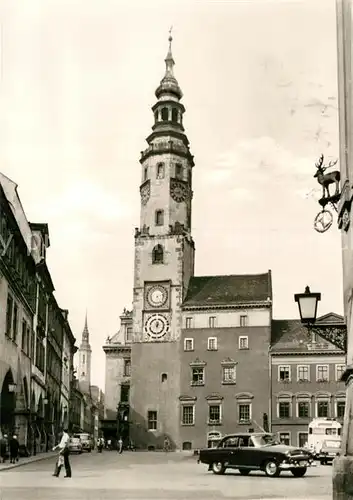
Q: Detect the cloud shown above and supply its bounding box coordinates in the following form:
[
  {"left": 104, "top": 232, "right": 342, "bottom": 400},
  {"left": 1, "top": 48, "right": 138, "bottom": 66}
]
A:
[{"left": 39, "top": 179, "right": 130, "bottom": 221}]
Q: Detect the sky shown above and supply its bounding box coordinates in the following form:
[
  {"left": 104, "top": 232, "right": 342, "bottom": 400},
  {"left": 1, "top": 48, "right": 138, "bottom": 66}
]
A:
[{"left": 0, "top": 0, "right": 343, "bottom": 390}]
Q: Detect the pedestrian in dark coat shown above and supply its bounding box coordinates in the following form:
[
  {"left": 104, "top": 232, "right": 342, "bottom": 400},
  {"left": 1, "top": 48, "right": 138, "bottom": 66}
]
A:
[
  {"left": 0, "top": 435, "right": 7, "bottom": 463},
  {"left": 9, "top": 435, "right": 19, "bottom": 463}
]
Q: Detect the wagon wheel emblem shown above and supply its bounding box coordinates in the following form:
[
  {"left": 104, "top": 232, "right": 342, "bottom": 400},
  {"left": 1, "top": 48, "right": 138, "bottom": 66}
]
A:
[{"left": 314, "top": 210, "right": 333, "bottom": 233}]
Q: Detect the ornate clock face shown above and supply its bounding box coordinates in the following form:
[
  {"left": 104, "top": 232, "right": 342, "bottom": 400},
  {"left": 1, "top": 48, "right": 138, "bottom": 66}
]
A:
[
  {"left": 170, "top": 180, "right": 188, "bottom": 203},
  {"left": 140, "top": 183, "right": 151, "bottom": 205},
  {"left": 147, "top": 285, "right": 168, "bottom": 308},
  {"left": 144, "top": 314, "right": 170, "bottom": 340}
]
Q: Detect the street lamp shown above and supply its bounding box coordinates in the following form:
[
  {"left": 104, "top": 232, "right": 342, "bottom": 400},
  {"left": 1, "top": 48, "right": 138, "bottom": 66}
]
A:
[{"left": 294, "top": 286, "right": 321, "bottom": 325}]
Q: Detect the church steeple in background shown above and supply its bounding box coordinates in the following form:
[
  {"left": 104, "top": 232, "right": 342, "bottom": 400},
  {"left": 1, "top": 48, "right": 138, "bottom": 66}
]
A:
[{"left": 78, "top": 310, "right": 92, "bottom": 385}]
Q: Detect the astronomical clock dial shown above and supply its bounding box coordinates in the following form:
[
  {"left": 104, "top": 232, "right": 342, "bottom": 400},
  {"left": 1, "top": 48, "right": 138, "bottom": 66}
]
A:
[
  {"left": 147, "top": 285, "right": 168, "bottom": 308},
  {"left": 144, "top": 314, "right": 170, "bottom": 340},
  {"left": 170, "top": 180, "right": 188, "bottom": 203},
  {"left": 140, "top": 183, "right": 151, "bottom": 205}
]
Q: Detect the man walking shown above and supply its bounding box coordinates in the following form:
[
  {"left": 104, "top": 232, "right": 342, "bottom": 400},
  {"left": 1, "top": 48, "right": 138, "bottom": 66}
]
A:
[
  {"left": 117, "top": 437, "right": 123, "bottom": 454},
  {"left": 52, "top": 428, "right": 71, "bottom": 478},
  {"left": 9, "top": 435, "right": 19, "bottom": 464}
]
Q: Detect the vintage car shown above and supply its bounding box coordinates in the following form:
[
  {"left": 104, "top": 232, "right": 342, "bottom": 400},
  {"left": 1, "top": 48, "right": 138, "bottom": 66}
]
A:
[
  {"left": 73, "top": 433, "right": 92, "bottom": 452},
  {"left": 319, "top": 439, "right": 341, "bottom": 465},
  {"left": 68, "top": 437, "right": 83, "bottom": 454},
  {"left": 198, "top": 433, "right": 315, "bottom": 478}
]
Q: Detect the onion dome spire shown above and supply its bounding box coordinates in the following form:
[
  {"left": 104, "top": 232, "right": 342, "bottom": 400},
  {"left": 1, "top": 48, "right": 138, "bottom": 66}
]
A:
[{"left": 155, "top": 28, "right": 183, "bottom": 100}]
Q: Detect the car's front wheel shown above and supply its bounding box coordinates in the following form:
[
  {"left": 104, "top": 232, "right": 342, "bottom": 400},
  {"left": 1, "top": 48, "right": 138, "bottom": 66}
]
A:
[
  {"left": 264, "top": 460, "right": 280, "bottom": 477},
  {"left": 238, "top": 468, "right": 250, "bottom": 476},
  {"left": 291, "top": 467, "right": 307, "bottom": 478},
  {"left": 211, "top": 461, "right": 226, "bottom": 475}
]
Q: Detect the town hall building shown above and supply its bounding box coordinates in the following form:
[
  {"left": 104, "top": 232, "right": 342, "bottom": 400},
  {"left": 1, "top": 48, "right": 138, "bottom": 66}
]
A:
[{"left": 102, "top": 35, "right": 274, "bottom": 450}]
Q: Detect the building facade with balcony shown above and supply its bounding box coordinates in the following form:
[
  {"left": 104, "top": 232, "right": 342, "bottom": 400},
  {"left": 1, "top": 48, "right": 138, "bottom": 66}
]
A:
[{"left": 270, "top": 312, "right": 346, "bottom": 448}]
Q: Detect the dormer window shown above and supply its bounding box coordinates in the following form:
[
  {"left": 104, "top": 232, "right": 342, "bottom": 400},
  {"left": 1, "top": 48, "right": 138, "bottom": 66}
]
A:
[
  {"left": 155, "top": 210, "right": 164, "bottom": 226},
  {"left": 152, "top": 245, "right": 164, "bottom": 264},
  {"left": 161, "top": 107, "right": 168, "bottom": 121},
  {"left": 172, "top": 108, "right": 178, "bottom": 122},
  {"left": 156, "top": 163, "right": 165, "bottom": 179},
  {"left": 175, "top": 163, "right": 183, "bottom": 179}
]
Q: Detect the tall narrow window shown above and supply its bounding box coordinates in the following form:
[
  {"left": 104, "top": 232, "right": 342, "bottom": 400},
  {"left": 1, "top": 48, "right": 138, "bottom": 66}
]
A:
[
  {"left": 154, "top": 110, "right": 158, "bottom": 122},
  {"left": 6, "top": 294, "right": 13, "bottom": 337},
  {"left": 171, "top": 108, "right": 178, "bottom": 122},
  {"left": 144, "top": 167, "right": 148, "bottom": 181},
  {"left": 161, "top": 107, "right": 168, "bottom": 121},
  {"left": 152, "top": 245, "right": 164, "bottom": 264},
  {"left": 156, "top": 163, "right": 165, "bottom": 179},
  {"left": 175, "top": 163, "right": 183, "bottom": 178},
  {"left": 82, "top": 354, "right": 85, "bottom": 364},
  {"left": 125, "top": 327, "right": 132, "bottom": 343},
  {"left": 209, "top": 316, "right": 216, "bottom": 328},
  {"left": 124, "top": 359, "right": 131, "bottom": 377},
  {"left": 155, "top": 210, "right": 164, "bottom": 226},
  {"left": 12, "top": 304, "right": 18, "bottom": 343},
  {"left": 147, "top": 410, "right": 158, "bottom": 430},
  {"left": 240, "top": 315, "right": 248, "bottom": 327}
]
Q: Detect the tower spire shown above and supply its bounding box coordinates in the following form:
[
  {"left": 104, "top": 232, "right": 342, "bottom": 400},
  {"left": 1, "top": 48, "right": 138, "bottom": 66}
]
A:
[
  {"left": 82, "top": 309, "right": 89, "bottom": 343},
  {"left": 165, "top": 26, "right": 174, "bottom": 77}
]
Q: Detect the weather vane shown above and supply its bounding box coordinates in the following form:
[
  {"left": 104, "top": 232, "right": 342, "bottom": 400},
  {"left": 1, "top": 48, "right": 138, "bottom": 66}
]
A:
[{"left": 169, "top": 26, "right": 173, "bottom": 39}]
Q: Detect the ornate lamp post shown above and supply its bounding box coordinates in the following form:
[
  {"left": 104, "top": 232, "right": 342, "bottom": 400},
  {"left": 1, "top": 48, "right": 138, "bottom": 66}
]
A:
[{"left": 294, "top": 286, "right": 321, "bottom": 326}]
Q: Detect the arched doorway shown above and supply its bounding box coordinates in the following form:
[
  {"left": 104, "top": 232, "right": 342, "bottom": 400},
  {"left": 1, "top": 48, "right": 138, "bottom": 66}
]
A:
[
  {"left": 207, "top": 431, "right": 222, "bottom": 448},
  {"left": 0, "top": 370, "right": 16, "bottom": 436}
]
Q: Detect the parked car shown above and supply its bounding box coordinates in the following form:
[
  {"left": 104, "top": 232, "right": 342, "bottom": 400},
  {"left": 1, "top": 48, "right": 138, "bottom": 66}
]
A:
[
  {"left": 319, "top": 439, "right": 341, "bottom": 465},
  {"left": 73, "top": 433, "right": 92, "bottom": 452},
  {"left": 198, "top": 433, "right": 315, "bottom": 478},
  {"left": 68, "top": 437, "right": 83, "bottom": 454}
]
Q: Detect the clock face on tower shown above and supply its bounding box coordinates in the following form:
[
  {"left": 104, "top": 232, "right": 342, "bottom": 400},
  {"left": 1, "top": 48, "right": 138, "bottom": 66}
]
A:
[
  {"left": 144, "top": 314, "right": 170, "bottom": 340},
  {"left": 140, "top": 183, "right": 151, "bottom": 205},
  {"left": 146, "top": 285, "right": 168, "bottom": 308},
  {"left": 170, "top": 180, "right": 188, "bottom": 203}
]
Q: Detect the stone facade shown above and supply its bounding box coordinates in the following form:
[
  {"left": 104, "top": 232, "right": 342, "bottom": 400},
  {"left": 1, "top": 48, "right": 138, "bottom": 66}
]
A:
[{"left": 0, "top": 172, "right": 78, "bottom": 453}]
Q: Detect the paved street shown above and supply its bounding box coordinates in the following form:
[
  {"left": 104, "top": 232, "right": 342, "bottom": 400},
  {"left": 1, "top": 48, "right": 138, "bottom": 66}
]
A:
[{"left": 0, "top": 451, "right": 332, "bottom": 499}]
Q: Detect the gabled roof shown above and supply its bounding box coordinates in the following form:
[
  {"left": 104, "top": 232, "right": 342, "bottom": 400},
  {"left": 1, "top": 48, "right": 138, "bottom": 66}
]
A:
[
  {"left": 182, "top": 271, "right": 272, "bottom": 308},
  {"left": 271, "top": 313, "right": 345, "bottom": 353}
]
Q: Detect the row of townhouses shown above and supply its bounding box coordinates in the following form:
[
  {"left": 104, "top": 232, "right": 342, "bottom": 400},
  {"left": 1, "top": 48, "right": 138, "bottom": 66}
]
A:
[
  {"left": 0, "top": 173, "right": 103, "bottom": 454},
  {"left": 103, "top": 304, "right": 346, "bottom": 451}
]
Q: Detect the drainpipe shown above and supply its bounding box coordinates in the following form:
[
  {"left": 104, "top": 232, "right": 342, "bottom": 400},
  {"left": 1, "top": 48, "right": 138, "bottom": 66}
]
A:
[{"left": 268, "top": 345, "right": 272, "bottom": 432}]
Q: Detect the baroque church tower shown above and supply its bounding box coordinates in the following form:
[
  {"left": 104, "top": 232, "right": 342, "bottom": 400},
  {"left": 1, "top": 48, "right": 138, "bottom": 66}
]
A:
[
  {"left": 130, "top": 34, "right": 195, "bottom": 447},
  {"left": 78, "top": 313, "right": 92, "bottom": 387}
]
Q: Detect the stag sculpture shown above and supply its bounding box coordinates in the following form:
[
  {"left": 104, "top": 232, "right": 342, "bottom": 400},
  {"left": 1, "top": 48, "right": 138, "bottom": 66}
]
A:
[{"left": 314, "top": 154, "right": 340, "bottom": 199}]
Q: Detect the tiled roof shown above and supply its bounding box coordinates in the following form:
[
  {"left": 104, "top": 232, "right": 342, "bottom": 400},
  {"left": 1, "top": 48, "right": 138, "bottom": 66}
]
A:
[
  {"left": 182, "top": 271, "right": 272, "bottom": 307},
  {"left": 271, "top": 313, "right": 345, "bottom": 352}
]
